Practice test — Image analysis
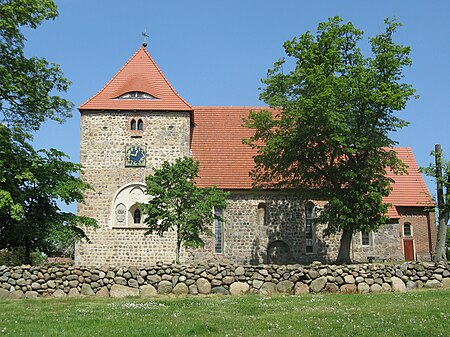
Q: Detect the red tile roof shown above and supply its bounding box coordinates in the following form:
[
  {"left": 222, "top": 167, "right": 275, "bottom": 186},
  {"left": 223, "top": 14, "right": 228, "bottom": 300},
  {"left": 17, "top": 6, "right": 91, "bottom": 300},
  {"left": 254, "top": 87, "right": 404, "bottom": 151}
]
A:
[
  {"left": 79, "top": 46, "right": 192, "bottom": 111},
  {"left": 191, "top": 107, "right": 433, "bottom": 216}
]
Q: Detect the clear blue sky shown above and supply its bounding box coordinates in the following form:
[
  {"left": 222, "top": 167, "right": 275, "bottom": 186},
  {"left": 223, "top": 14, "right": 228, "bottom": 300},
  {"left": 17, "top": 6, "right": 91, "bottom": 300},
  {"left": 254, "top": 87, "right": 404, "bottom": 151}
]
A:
[{"left": 24, "top": 0, "right": 449, "bottom": 212}]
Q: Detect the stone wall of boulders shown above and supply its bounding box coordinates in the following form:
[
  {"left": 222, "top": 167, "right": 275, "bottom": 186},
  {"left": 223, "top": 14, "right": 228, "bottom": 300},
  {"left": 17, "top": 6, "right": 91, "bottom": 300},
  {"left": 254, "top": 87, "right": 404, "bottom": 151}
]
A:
[{"left": 0, "top": 261, "right": 449, "bottom": 299}]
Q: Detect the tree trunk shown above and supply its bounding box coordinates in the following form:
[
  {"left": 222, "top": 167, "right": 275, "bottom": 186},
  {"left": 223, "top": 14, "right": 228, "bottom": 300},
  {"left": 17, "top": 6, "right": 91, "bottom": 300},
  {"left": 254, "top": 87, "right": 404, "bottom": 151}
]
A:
[
  {"left": 435, "top": 217, "right": 448, "bottom": 262},
  {"left": 335, "top": 228, "right": 353, "bottom": 264},
  {"left": 434, "top": 144, "right": 448, "bottom": 262},
  {"left": 175, "top": 226, "right": 181, "bottom": 264},
  {"left": 24, "top": 240, "right": 32, "bottom": 265}
]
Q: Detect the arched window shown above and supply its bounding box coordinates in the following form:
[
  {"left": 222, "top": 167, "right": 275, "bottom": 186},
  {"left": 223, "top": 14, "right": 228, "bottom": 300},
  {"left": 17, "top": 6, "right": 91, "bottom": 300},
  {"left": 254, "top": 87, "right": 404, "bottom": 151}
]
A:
[
  {"left": 361, "top": 232, "right": 370, "bottom": 246},
  {"left": 305, "top": 202, "right": 315, "bottom": 253},
  {"left": 133, "top": 209, "right": 141, "bottom": 224},
  {"left": 403, "top": 223, "right": 412, "bottom": 236},
  {"left": 137, "top": 119, "right": 143, "bottom": 131},
  {"left": 130, "top": 119, "right": 137, "bottom": 130},
  {"left": 257, "top": 203, "right": 266, "bottom": 226}
]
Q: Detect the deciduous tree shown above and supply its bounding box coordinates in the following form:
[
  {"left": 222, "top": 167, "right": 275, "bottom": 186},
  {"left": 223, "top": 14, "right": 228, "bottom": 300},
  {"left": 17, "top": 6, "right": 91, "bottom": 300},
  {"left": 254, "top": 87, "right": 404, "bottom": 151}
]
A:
[
  {"left": 0, "top": 0, "right": 97, "bottom": 264},
  {"left": 0, "top": 0, "right": 73, "bottom": 131},
  {"left": 244, "top": 17, "right": 415, "bottom": 264},
  {"left": 421, "top": 144, "right": 449, "bottom": 262},
  {"left": 0, "top": 125, "right": 97, "bottom": 264},
  {"left": 142, "top": 157, "right": 228, "bottom": 264}
]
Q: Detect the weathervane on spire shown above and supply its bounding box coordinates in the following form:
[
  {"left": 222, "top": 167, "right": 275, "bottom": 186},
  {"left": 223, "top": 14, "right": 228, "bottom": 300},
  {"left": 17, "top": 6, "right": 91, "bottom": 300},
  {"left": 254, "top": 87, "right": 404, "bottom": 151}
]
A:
[{"left": 142, "top": 29, "right": 149, "bottom": 47}]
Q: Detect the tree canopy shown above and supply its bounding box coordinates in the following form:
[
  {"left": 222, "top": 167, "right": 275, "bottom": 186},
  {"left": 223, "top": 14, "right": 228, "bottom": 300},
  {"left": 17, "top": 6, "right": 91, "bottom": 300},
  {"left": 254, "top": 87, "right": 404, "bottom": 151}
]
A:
[
  {"left": 0, "top": 125, "right": 97, "bottom": 263},
  {"left": 244, "top": 17, "right": 415, "bottom": 264},
  {"left": 142, "top": 157, "right": 228, "bottom": 264},
  {"left": 0, "top": 0, "right": 73, "bottom": 131},
  {"left": 0, "top": 0, "right": 96, "bottom": 264}
]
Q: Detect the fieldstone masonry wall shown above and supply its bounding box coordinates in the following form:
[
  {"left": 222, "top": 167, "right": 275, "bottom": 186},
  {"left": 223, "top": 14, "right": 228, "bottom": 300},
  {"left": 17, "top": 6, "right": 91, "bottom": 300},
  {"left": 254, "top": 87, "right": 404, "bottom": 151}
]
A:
[{"left": 1, "top": 262, "right": 448, "bottom": 299}]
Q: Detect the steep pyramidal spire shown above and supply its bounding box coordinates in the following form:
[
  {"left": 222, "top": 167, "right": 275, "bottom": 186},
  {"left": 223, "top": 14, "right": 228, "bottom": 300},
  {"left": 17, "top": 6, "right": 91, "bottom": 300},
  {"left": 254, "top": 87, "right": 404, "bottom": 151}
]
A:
[{"left": 79, "top": 46, "right": 191, "bottom": 111}]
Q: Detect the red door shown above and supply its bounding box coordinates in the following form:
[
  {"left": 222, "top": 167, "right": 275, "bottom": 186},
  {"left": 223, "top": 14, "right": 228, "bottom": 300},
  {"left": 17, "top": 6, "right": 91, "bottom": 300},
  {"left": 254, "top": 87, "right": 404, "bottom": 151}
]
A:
[{"left": 403, "top": 239, "right": 414, "bottom": 261}]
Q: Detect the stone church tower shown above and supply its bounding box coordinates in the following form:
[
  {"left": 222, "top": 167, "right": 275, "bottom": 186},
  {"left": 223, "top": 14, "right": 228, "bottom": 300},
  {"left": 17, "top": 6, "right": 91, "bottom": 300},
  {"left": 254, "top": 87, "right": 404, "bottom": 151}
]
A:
[{"left": 76, "top": 45, "right": 193, "bottom": 266}]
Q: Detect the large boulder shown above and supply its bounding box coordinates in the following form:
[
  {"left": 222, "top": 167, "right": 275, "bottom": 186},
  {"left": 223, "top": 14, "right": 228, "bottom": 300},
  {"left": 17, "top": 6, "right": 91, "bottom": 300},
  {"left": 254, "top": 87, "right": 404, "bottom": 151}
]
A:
[
  {"left": 110, "top": 284, "right": 139, "bottom": 298},
  {"left": 294, "top": 282, "right": 309, "bottom": 295},
  {"left": 157, "top": 280, "right": 173, "bottom": 295},
  {"left": 0, "top": 288, "right": 9, "bottom": 299},
  {"left": 68, "top": 288, "right": 80, "bottom": 297},
  {"left": 52, "top": 289, "right": 67, "bottom": 298},
  {"left": 96, "top": 287, "right": 110, "bottom": 297},
  {"left": 310, "top": 276, "right": 327, "bottom": 293},
  {"left": 370, "top": 284, "right": 383, "bottom": 293},
  {"left": 259, "top": 282, "right": 276, "bottom": 296},
  {"left": 442, "top": 278, "right": 450, "bottom": 289},
  {"left": 172, "top": 283, "right": 189, "bottom": 295},
  {"left": 140, "top": 284, "right": 157, "bottom": 298},
  {"left": 340, "top": 284, "right": 357, "bottom": 294},
  {"left": 196, "top": 278, "right": 211, "bottom": 294},
  {"left": 391, "top": 277, "right": 406, "bottom": 292},
  {"left": 357, "top": 282, "right": 370, "bottom": 294},
  {"left": 211, "top": 286, "right": 229, "bottom": 295},
  {"left": 81, "top": 284, "right": 95, "bottom": 296},
  {"left": 425, "top": 280, "right": 442, "bottom": 289},
  {"left": 229, "top": 282, "right": 250, "bottom": 295},
  {"left": 276, "top": 280, "right": 294, "bottom": 294}
]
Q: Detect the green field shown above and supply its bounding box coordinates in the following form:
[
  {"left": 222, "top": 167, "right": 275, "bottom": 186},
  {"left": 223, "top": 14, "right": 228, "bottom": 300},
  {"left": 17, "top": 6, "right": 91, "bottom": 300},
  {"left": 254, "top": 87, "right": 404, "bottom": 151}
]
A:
[{"left": 1, "top": 289, "right": 449, "bottom": 336}]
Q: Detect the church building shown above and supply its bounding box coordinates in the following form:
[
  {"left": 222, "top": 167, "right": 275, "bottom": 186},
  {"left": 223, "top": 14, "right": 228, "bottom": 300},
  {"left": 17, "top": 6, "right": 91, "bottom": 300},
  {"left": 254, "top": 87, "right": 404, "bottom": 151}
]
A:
[{"left": 76, "top": 45, "right": 435, "bottom": 267}]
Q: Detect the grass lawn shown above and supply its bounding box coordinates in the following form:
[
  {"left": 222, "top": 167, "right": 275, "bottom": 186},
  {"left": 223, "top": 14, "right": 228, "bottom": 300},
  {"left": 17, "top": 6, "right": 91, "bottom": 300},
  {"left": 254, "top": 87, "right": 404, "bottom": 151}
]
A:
[{"left": 0, "top": 289, "right": 449, "bottom": 336}]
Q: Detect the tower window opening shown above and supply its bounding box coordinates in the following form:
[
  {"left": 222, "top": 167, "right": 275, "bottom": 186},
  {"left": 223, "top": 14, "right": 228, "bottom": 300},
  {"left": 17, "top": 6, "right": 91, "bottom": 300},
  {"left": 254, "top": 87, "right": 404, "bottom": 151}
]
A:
[{"left": 133, "top": 209, "right": 141, "bottom": 224}]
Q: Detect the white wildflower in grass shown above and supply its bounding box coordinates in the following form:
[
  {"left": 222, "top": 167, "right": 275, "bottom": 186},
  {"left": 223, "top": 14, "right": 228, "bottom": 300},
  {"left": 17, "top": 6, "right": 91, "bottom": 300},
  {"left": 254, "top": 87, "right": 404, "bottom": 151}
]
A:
[{"left": 107, "top": 302, "right": 167, "bottom": 310}]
